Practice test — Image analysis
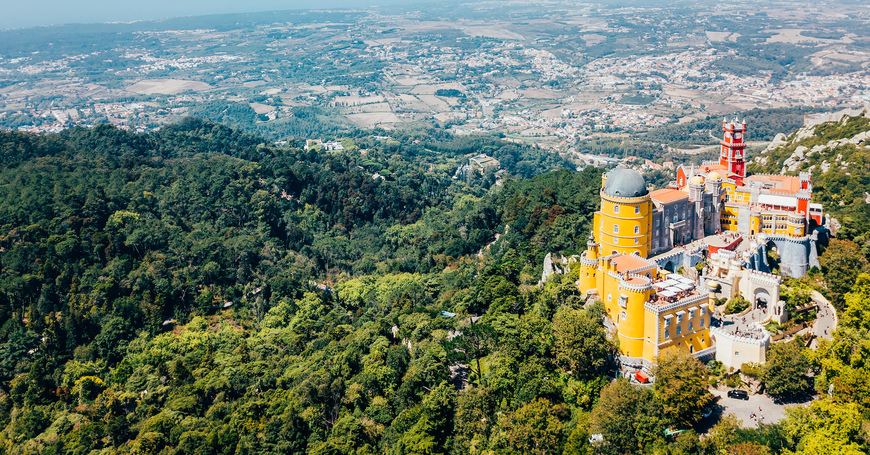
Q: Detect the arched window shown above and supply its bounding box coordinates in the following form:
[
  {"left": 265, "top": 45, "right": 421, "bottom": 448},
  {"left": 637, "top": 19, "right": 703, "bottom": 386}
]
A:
[
  {"left": 614, "top": 224, "right": 619, "bottom": 234},
  {"left": 634, "top": 226, "right": 640, "bottom": 234},
  {"left": 621, "top": 311, "right": 627, "bottom": 321},
  {"left": 614, "top": 204, "right": 620, "bottom": 214},
  {"left": 635, "top": 206, "right": 640, "bottom": 214}
]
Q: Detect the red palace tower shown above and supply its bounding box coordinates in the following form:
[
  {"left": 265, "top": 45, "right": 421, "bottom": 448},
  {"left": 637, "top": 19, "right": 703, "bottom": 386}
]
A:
[{"left": 720, "top": 118, "right": 747, "bottom": 182}]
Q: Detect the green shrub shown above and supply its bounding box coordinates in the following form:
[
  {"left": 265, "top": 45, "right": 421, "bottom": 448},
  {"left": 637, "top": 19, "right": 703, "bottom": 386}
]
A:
[
  {"left": 705, "top": 360, "right": 724, "bottom": 377},
  {"left": 725, "top": 296, "right": 750, "bottom": 315},
  {"left": 765, "top": 321, "right": 781, "bottom": 334},
  {"left": 740, "top": 362, "right": 762, "bottom": 378}
]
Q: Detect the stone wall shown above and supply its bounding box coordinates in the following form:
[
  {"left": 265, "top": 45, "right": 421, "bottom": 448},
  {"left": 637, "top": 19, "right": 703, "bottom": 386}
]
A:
[
  {"left": 710, "top": 324, "right": 770, "bottom": 370},
  {"left": 756, "top": 233, "right": 820, "bottom": 278}
]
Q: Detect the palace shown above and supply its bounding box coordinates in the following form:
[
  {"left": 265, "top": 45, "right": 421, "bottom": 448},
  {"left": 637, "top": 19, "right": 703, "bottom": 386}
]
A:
[{"left": 576, "top": 118, "right": 826, "bottom": 365}]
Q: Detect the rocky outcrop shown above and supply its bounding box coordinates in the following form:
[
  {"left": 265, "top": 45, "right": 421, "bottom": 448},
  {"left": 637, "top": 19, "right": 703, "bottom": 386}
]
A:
[
  {"left": 776, "top": 128, "right": 868, "bottom": 174},
  {"left": 540, "top": 252, "right": 563, "bottom": 285}
]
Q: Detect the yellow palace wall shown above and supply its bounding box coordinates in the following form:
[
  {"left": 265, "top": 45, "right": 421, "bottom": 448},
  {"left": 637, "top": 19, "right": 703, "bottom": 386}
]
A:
[{"left": 594, "top": 192, "right": 652, "bottom": 258}]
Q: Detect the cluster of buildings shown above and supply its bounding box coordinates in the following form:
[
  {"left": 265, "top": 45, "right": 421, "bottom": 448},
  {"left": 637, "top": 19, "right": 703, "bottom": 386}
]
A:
[
  {"left": 574, "top": 119, "right": 829, "bottom": 372},
  {"left": 5, "top": 11, "right": 870, "bottom": 140}
]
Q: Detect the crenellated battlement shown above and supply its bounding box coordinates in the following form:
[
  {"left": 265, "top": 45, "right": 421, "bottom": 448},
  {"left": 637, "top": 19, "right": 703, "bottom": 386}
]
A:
[
  {"left": 600, "top": 190, "right": 650, "bottom": 204},
  {"left": 645, "top": 292, "right": 709, "bottom": 314},
  {"left": 578, "top": 251, "right": 597, "bottom": 267},
  {"left": 747, "top": 269, "right": 782, "bottom": 286},
  {"left": 763, "top": 233, "right": 813, "bottom": 245},
  {"left": 619, "top": 273, "right": 653, "bottom": 292},
  {"left": 710, "top": 325, "right": 770, "bottom": 347}
]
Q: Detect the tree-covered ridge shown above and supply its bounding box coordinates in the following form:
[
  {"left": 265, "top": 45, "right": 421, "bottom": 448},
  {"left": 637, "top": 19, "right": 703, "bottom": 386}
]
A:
[
  {"left": 0, "top": 118, "right": 621, "bottom": 454},
  {"left": 3, "top": 118, "right": 870, "bottom": 454},
  {"left": 0, "top": 118, "right": 586, "bottom": 364}
]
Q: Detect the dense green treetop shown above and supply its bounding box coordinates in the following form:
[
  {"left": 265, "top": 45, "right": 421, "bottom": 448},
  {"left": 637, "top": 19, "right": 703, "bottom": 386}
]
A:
[{"left": 1, "top": 118, "right": 870, "bottom": 454}]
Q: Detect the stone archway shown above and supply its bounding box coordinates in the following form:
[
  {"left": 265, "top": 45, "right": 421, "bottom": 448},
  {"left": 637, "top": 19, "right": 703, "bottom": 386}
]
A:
[
  {"left": 753, "top": 287, "right": 771, "bottom": 310},
  {"left": 663, "top": 260, "right": 674, "bottom": 272}
]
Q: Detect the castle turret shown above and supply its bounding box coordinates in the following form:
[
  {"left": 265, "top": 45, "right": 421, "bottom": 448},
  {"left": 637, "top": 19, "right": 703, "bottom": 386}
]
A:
[
  {"left": 797, "top": 171, "right": 812, "bottom": 222},
  {"left": 800, "top": 171, "right": 811, "bottom": 191},
  {"left": 577, "top": 232, "right": 599, "bottom": 293},
  {"left": 595, "top": 167, "right": 652, "bottom": 257},
  {"left": 706, "top": 171, "right": 724, "bottom": 233},
  {"left": 720, "top": 118, "right": 747, "bottom": 181},
  {"left": 689, "top": 175, "right": 705, "bottom": 239}
]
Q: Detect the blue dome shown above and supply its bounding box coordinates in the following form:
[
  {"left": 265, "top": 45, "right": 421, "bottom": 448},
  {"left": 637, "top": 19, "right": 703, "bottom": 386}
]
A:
[{"left": 603, "top": 168, "right": 648, "bottom": 198}]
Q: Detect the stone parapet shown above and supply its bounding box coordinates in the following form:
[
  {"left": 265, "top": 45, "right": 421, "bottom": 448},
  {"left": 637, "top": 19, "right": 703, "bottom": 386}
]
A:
[{"left": 645, "top": 292, "right": 709, "bottom": 314}]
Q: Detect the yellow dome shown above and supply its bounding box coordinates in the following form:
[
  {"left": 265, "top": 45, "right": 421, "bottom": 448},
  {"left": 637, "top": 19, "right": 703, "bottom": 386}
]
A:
[
  {"left": 707, "top": 171, "right": 722, "bottom": 180},
  {"left": 689, "top": 175, "right": 705, "bottom": 185}
]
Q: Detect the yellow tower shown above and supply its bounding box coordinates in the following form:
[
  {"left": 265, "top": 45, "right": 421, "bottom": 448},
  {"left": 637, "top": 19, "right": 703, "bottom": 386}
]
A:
[
  {"left": 594, "top": 168, "right": 652, "bottom": 257},
  {"left": 597, "top": 254, "right": 656, "bottom": 358},
  {"left": 577, "top": 232, "right": 598, "bottom": 293},
  {"left": 579, "top": 166, "right": 713, "bottom": 364}
]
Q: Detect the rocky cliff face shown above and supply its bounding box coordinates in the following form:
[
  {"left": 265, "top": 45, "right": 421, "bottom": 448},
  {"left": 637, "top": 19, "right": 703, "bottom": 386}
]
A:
[{"left": 754, "top": 117, "right": 870, "bottom": 175}]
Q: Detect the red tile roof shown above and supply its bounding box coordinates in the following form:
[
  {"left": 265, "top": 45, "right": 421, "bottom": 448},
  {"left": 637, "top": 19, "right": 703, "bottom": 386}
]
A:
[
  {"left": 611, "top": 254, "right": 654, "bottom": 273},
  {"left": 650, "top": 188, "right": 689, "bottom": 203}
]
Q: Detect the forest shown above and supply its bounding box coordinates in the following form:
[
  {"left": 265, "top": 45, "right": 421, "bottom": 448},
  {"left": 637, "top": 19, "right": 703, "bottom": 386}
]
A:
[{"left": 0, "top": 117, "right": 869, "bottom": 454}]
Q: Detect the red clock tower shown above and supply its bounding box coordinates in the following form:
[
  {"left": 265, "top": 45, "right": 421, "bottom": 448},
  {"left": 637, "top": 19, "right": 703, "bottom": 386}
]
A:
[{"left": 720, "top": 118, "right": 746, "bottom": 180}]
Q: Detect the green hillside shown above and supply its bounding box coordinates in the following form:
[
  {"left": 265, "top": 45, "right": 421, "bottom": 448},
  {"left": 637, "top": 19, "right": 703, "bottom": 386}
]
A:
[{"left": 1, "top": 119, "right": 870, "bottom": 454}]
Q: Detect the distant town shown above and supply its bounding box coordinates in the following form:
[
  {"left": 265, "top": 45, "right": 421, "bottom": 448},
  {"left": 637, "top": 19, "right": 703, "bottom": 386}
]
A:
[{"left": 2, "top": 0, "right": 870, "bottom": 155}]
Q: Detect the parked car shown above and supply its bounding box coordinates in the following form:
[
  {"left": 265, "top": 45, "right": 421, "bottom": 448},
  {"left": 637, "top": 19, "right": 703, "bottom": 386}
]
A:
[{"left": 727, "top": 389, "right": 749, "bottom": 400}]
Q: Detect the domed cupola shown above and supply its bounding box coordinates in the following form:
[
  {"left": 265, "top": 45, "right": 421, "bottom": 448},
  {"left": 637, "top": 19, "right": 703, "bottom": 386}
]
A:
[{"left": 602, "top": 167, "right": 649, "bottom": 198}]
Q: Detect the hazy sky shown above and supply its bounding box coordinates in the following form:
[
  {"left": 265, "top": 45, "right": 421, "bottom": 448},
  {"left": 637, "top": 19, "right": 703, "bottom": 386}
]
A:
[{"left": 2, "top": 0, "right": 431, "bottom": 30}]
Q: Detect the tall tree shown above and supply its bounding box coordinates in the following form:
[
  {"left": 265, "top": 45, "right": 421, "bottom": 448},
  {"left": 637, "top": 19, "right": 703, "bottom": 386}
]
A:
[
  {"left": 591, "top": 379, "right": 665, "bottom": 454},
  {"left": 782, "top": 399, "right": 866, "bottom": 454},
  {"left": 653, "top": 351, "right": 714, "bottom": 427},
  {"left": 820, "top": 240, "right": 869, "bottom": 309},
  {"left": 841, "top": 273, "right": 870, "bottom": 331},
  {"left": 762, "top": 341, "right": 810, "bottom": 398},
  {"left": 552, "top": 306, "right": 613, "bottom": 376},
  {"left": 446, "top": 319, "right": 495, "bottom": 386},
  {"left": 490, "top": 398, "right": 565, "bottom": 455}
]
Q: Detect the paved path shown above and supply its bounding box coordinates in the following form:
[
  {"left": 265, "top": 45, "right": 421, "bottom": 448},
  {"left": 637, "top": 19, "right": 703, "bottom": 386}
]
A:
[
  {"left": 709, "top": 389, "right": 790, "bottom": 429},
  {"left": 810, "top": 290, "right": 836, "bottom": 341},
  {"left": 714, "top": 307, "right": 769, "bottom": 338},
  {"left": 716, "top": 290, "right": 837, "bottom": 343}
]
